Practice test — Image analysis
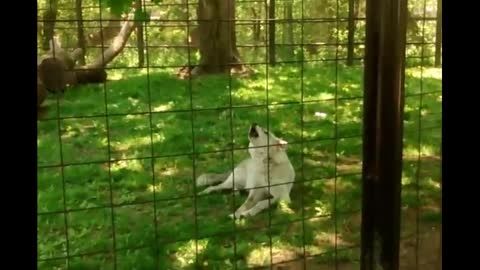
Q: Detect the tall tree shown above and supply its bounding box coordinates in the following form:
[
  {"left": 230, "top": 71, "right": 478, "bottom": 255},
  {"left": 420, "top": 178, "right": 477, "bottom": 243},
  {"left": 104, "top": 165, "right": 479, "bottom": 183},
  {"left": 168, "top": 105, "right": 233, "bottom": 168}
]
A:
[
  {"left": 284, "top": 0, "right": 294, "bottom": 58},
  {"left": 434, "top": 0, "right": 442, "bottom": 67},
  {"left": 179, "top": 0, "right": 251, "bottom": 78},
  {"left": 75, "top": 0, "right": 86, "bottom": 65},
  {"left": 268, "top": 0, "right": 276, "bottom": 66},
  {"left": 135, "top": 0, "right": 145, "bottom": 67},
  {"left": 346, "top": 0, "right": 356, "bottom": 66},
  {"left": 251, "top": 6, "right": 261, "bottom": 45},
  {"left": 42, "top": 0, "right": 58, "bottom": 50}
]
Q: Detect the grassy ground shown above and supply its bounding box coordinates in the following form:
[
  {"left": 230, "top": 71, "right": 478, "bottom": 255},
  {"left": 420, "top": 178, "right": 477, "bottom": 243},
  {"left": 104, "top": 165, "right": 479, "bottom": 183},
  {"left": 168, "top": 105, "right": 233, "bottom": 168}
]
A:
[{"left": 37, "top": 63, "right": 442, "bottom": 270}]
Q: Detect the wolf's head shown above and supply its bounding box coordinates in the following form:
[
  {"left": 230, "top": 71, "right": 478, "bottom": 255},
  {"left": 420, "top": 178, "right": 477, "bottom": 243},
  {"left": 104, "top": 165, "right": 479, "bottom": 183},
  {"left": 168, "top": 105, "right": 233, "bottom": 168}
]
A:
[{"left": 247, "top": 123, "right": 288, "bottom": 162}]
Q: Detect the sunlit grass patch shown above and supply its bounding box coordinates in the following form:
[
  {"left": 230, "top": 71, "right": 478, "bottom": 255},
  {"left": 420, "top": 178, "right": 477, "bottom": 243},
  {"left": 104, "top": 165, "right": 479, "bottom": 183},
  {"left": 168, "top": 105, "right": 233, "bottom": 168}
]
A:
[{"left": 37, "top": 63, "right": 441, "bottom": 269}]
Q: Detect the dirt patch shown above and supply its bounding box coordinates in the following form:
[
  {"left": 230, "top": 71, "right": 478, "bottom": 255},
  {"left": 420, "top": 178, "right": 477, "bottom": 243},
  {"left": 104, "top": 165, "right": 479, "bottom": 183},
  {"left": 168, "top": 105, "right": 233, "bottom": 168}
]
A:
[
  {"left": 270, "top": 211, "right": 441, "bottom": 270},
  {"left": 399, "top": 224, "right": 441, "bottom": 270},
  {"left": 272, "top": 260, "right": 357, "bottom": 270}
]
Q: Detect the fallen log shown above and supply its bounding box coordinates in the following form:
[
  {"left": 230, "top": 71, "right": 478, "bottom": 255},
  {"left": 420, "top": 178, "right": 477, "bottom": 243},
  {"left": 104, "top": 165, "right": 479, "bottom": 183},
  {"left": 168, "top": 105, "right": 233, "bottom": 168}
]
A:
[{"left": 37, "top": 37, "right": 107, "bottom": 92}]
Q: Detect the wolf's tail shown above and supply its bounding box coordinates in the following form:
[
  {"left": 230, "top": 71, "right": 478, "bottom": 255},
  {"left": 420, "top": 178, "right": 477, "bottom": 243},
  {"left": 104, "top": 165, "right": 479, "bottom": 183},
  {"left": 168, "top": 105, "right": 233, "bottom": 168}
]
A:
[{"left": 196, "top": 171, "right": 231, "bottom": 187}]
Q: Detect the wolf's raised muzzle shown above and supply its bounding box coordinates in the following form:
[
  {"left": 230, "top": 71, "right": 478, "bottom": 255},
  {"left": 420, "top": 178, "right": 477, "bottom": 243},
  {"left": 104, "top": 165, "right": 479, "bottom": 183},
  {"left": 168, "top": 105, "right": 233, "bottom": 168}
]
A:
[{"left": 249, "top": 123, "right": 259, "bottom": 138}]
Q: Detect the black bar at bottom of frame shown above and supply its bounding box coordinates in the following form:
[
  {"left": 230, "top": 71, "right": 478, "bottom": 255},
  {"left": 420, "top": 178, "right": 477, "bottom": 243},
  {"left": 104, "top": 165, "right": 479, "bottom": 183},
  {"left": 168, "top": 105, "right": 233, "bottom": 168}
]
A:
[{"left": 361, "top": 0, "right": 408, "bottom": 269}]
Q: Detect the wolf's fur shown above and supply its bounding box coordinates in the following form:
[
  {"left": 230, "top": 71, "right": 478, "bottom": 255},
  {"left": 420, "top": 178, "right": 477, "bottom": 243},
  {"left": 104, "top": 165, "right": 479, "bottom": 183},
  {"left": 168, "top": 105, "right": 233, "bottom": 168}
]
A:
[{"left": 196, "top": 123, "right": 295, "bottom": 218}]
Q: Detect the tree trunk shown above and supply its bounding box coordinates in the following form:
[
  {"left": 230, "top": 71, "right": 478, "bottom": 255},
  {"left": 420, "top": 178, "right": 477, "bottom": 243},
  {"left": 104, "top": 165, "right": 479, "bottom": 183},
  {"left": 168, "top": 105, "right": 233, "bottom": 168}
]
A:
[
  {"left": 285, "top": 0, "right": 294, "bottom": 58},
  {"left": 282, "top": 5, "right": 286, "bottom": 45},
  {"left": 186, "top": 27, "right": 199, "bottom": 53},
  {"left": 198, "top": 0, "right": 236, "bottom": 73},
  {"left": 38, "top": 51, "right": 106, "bottom": 92},
  {"left": 347, "top": 0, "right": 356, "bottom": 66},
  {"left": 268, "top": 0, "right": 276, "bottom": 66},
  {"left": 135, "top": 0, "right": 145, "bottom": 68},
  {"left": 75, "top": 0, "right": 86, "bottom": 65},
  {"left": 434, "top": 0, "right": 442, "bottom": 67},
  {"left": 181, "top": 0, "right": 189, "bottom": 19},
  {"left": 406, "top": 8, "right": 419, "bottom": 39},
  {"left": 181, "top": 0, "right": 196, "bottom": 56},
  {"left": 178, "top": 0, "right": 251, "bottom": 78},
  {"left": 252, "top": 7, "right": 261, "bottom": 44},
  {"left": 42, "top": 0, "right": 58, "bottom": 51}
]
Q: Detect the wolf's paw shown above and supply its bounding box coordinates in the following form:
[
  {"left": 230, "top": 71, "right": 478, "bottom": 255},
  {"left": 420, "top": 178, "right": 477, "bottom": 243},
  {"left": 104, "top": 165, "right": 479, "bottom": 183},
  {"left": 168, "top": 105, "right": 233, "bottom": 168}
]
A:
[
  {"left": 229, "top": 211, "right": 249, "bottom": 220},
  {"left": 229, "top": 213, "right": 244, "bottom": 220},
  {"left": 197, "top": 187, "right": 211, "bottom": 196}
]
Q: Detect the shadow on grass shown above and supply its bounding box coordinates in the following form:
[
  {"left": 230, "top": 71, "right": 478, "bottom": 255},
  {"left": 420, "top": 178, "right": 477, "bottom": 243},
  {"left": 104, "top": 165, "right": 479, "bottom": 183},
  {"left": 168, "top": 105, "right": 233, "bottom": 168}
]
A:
[{"left": 37, "top": 63, "right": 441, "bottom": 269}]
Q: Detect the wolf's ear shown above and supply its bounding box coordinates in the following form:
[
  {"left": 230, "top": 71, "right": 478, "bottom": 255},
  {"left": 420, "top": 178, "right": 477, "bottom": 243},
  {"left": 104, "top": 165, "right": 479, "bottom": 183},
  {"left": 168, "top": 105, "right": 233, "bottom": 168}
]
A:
[{"left": 276, "top": 138, "right": 288, "bottom": 150}]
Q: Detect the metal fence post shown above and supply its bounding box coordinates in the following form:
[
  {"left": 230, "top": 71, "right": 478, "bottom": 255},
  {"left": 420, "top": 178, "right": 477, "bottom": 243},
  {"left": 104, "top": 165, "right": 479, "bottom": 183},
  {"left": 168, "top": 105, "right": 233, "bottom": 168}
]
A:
[{"left": 360, "top": 0, "right": 408, "bottom": 268}]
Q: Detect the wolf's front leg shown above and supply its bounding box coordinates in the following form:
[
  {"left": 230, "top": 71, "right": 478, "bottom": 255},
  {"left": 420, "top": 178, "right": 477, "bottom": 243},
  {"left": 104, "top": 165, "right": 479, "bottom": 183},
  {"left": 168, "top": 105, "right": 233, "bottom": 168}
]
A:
[
  {"left": 241, "top": 196, "right": 279, "bottom": 217},
  {"left": 230, "top": 188, "right": 266, "bottom": 219},
  {"left": 239, "top": 185, "right": 290, "bottom": 217}
]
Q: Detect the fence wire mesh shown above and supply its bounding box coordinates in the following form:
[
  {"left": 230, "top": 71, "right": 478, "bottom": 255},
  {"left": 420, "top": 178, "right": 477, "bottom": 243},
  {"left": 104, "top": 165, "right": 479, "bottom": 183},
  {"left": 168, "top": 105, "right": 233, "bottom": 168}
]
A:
[{"left": 37, "top": 0, "right": 442, "bottom": 269}]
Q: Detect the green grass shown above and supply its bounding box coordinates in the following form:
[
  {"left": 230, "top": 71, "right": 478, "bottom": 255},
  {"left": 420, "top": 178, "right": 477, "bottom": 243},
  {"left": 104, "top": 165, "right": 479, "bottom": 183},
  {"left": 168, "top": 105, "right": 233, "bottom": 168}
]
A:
[{"left": 37, "top": 63, "right": 442, "bottom": 269}]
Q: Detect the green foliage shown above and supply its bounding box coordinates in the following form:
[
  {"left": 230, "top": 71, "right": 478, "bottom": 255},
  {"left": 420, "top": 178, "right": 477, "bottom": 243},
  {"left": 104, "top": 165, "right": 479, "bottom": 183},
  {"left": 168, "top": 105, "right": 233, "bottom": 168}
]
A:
[
  {"left": 37, "top": 0, "right": 440, "bottom": 67},
  {"left": 134, "top": 8, "right": 150, "bottom": 22},
  {"left": 101, "top": 0, "right": 164, "bottom": 16},
  {"left": 103, "top": 0, "right": 132, "bottom": 16}
]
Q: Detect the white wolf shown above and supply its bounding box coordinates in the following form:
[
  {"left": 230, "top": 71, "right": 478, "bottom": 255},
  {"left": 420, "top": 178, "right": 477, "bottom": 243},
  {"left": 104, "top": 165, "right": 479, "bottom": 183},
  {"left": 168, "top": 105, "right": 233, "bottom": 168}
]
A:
[{"left": 196, "top": 123, "right": 295, "bottom": 219}]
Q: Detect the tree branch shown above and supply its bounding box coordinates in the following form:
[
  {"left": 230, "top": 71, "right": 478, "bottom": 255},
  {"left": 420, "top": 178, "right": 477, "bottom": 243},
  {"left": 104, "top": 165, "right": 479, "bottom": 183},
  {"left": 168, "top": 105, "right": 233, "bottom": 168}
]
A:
[{"left": 87, "top": 15, "right": 136, "bottom": 69}]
